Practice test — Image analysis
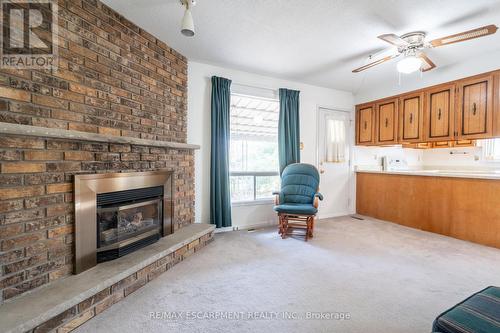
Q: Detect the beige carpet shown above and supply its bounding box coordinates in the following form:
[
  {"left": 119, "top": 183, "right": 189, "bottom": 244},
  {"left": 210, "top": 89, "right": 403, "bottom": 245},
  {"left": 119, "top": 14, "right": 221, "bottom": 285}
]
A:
[{"left": 75, "top": 216, "right": 500, "bottom": 333}]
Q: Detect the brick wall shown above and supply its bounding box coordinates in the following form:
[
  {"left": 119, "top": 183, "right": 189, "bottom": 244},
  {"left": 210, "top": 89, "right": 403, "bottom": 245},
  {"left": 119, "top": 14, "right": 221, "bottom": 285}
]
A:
[{"left": 0, "top": 0, "right": 193, "bottom": 302}]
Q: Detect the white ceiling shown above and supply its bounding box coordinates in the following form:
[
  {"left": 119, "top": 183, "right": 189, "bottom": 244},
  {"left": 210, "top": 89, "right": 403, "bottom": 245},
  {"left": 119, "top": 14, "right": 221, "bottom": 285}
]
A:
[{"left": 102, "top": 0, "right": 500, "bottom": 93}]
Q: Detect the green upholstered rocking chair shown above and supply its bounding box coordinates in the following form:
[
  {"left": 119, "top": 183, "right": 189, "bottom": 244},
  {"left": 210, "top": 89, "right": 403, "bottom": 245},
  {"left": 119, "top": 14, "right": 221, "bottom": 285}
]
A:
[{"left": 273, "top": 163, "right": 323, "bottom": 241}]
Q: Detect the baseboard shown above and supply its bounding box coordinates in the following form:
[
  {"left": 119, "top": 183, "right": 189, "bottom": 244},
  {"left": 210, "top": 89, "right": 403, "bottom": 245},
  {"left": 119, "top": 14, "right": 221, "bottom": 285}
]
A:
[
  {"left": 212, "top": 219, "right": 278, "bottom": 233},
  {"left": 233, "top": 220, "right": 278, "bottom": 231},
  {"left": 317, "top": 212, "right": 350, "bottom": 220},
  {"left": 213, "top": 226, "right": 234, "bottom": 233}
]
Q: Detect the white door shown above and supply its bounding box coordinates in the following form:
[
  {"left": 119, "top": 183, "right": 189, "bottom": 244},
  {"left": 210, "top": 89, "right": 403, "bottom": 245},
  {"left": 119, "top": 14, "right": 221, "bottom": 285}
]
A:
[{"left": 316, "top": 108, "right": 353, "bottom": 218}]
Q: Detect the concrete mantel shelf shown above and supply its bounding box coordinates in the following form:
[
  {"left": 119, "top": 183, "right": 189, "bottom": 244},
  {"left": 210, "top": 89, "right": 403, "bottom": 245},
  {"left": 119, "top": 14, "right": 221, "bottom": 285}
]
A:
[
  {"left": 0, "top": 223, "right": 215, "bottom": 333},
  {"left": 0, "top": 123, "right": 200, "bottom": 150}
]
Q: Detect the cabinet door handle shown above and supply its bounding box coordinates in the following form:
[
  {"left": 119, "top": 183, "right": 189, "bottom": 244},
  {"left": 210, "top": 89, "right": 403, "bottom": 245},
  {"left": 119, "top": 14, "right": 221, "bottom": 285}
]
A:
[
  {"left": 409, "top": 113, "right": 413, "bottom": 124},
  {"left": 472, "top": 102, "right": 477, "bottom": 115},
  {"left": 363, "top": 121, "right": 367, "bottom": 130},
  {"left": 385, "top": 118, "right": 389, "bottom": 127},
  {"left": 438, "top": 108, "right": 442, "bottom": 120}
]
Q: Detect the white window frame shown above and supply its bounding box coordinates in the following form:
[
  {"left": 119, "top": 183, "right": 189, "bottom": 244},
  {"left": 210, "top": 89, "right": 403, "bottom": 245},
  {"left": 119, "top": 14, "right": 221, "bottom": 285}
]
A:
[
  {"left": 229, "top": 87, "right": 280, "bottom": 205},
  {"left": 230, "top": 171, "right": 279, "bottom": 204}
]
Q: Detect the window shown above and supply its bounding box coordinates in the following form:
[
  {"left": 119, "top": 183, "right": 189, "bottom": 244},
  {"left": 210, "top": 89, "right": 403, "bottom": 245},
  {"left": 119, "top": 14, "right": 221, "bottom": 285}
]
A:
[
  {"left": 325, "top": 117, "right": 346, "bottom": 163},
  {"left": 478, "top": 138, "right": 500, "bottom": 160},
  {"left": 229, "top": 93, "right": 280, "bottom": 203}
]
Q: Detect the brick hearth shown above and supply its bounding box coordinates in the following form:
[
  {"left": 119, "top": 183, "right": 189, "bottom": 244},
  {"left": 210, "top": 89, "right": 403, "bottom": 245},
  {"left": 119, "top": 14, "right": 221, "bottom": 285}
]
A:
[
  {"left": 0, "top": 224, "right": 214, "bottom": 333},
  {"left": 0, "top": 0, "right": 197, "bottom": 303}
]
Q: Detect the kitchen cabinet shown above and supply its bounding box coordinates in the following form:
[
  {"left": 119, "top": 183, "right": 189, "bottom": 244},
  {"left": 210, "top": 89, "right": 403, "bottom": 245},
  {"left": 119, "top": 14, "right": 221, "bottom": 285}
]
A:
[
  {"left": 456, "top": 74, "right": 494, "bottom": 139},
  {"left": 355, "top": 104, "right": 375, "bottom": 145},
  {"left": 375, "top": 98, "right": 398, "bottom": 144},
  {"left": 354, "top": 69, "right": 500, "bottom": 147},
  {"left": 453, "top": 139, "right": 476, "bottom": 147},
  {"left": 356, "top": 172, "right": 500, "bottom": 249},
  {"left": 494, "top": 73, "right": 500, "bottom": 136},
  {"left": 432, "top": 141, "right": 452, "bottom": 148},
  {"left": 424, "top": 84, "right": 456, "bottom": 142},
  {"left": 399, "top": 92, "right": 424, "bottom": 143}
]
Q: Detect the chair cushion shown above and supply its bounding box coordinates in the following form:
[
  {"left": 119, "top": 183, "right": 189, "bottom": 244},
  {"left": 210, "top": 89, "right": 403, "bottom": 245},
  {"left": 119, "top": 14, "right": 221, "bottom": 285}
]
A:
[
  {"left": 273, "top": 203, "right": 317, "bottom": 215},
  {"left": 432, "top": 286, "right": 500, "bottom": 333},
  {"left": 280, "top": 163, "right": 320, "bottom": 205}
]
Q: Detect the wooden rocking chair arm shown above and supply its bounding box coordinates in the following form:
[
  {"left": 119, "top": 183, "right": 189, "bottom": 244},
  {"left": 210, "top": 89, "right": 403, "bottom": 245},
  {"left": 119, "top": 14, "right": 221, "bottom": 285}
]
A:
[{"left": 273, "top": 191, "right": 281, "bottom": 205}]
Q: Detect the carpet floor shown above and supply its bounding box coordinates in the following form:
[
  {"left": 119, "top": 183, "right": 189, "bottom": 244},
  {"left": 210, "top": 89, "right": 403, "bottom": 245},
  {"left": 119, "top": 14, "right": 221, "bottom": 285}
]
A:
[{"left": 75, "top": 216, "right": 500, "bottom": 333}]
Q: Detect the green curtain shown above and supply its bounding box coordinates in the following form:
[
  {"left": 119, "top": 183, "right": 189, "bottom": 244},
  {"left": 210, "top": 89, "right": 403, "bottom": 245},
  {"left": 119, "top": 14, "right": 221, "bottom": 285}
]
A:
[
  {"left": 210, "top": 76, "right": 232, "bottom": 228},
  {"left": 278, "top": 88, "right": 301, "bottom": 174}
]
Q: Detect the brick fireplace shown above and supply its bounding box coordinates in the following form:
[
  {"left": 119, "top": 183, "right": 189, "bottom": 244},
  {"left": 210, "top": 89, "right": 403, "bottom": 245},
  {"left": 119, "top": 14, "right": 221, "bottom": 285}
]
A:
[{"left": 0, "top": 0, "right": 198, "bottom": 304}]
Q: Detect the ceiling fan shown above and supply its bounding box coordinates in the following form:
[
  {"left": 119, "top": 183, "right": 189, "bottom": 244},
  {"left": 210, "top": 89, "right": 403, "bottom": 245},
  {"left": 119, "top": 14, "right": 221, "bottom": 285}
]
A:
[{"left": 352, "top": 24, "right": 498, "bottom": 74}]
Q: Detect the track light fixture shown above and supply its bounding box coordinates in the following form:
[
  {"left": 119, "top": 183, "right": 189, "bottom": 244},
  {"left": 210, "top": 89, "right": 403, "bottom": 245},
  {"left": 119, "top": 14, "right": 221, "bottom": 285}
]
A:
[{"left": 180, "top": 0, "right": 196, "bottom": 37}]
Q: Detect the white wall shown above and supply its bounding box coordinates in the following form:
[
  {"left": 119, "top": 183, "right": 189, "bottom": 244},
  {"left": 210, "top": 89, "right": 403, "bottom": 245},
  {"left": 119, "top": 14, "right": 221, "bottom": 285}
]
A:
[
  {"left": 355, "top": 49, "right": 500, "bottom": 104},
  {"left": 421, "top": 146, "right": 490, "bottom": 168},
  {"left": 187, "top": 61, "right": 353, "bottom": 226},
  {"left": 353, "top": 146, "right": 423, "bottom": 169},
  {"left": 353, "top": 144, "right": 500, "bottom": 170}
]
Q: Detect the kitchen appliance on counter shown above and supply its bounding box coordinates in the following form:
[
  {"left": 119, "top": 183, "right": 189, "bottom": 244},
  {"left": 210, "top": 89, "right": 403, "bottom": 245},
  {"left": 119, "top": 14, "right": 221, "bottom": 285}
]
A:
[{"left": 380, "top": 156, "right": 408, "bottom": 171}]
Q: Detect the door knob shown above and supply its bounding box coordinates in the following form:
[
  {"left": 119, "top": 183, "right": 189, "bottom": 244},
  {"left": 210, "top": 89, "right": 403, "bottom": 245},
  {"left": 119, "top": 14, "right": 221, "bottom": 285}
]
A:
[{"left": 320, "top": 169, "right": 325, "bottom": 174}]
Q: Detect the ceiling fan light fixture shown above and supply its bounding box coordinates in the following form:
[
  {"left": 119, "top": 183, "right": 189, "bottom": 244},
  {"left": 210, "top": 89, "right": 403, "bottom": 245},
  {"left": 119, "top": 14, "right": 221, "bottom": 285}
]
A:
[
  {"left": 397, "top": 55, "right": 423, "bottom": 74},
  {"left": 353, "top": 25, "right": 497, "bottom": 74},
  {"left": 180, "top": 0, "right": 195, "bottom": 37}
]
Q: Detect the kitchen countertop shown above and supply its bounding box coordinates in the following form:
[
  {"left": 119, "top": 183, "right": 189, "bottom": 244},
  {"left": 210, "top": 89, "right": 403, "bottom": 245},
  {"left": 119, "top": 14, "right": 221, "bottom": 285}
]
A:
[{"left": 355, "top": 168, "right": 500, "bottom": 180}]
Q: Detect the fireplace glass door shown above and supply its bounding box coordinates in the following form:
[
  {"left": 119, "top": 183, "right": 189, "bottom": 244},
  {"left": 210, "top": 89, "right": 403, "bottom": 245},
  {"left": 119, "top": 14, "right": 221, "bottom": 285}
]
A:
[
  {"left": 95, "top": 185, "right": 166, "bottom": 262},
  {"left": 97, "top": 198, "right": 162, "bottom": 250}
]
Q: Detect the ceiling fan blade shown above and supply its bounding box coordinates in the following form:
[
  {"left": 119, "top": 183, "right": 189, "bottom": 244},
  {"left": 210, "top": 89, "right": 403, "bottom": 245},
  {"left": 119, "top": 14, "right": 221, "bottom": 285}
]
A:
[
  {"left": 430, "top": 24, "right": 498, "bottom": 47},
  {"left": 378, "top": 34, "right": 409, "bottom": 47},
  {"left": 418, "top": 53, "right": 436, "bottom": 72},
  {"left": 352, "top": 54, "right": 400, "bottom": 73}
]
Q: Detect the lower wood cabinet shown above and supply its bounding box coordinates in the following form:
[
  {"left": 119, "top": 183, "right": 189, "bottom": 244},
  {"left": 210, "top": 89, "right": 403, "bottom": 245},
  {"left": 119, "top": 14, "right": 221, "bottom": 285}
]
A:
[{"left": 356, "top": 172, "right": 500, "bottom": 249}]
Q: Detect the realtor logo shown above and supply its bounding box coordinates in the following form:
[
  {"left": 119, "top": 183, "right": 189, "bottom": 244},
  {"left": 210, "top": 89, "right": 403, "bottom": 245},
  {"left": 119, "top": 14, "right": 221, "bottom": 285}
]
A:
[{"left": 0, "top": 0, "right": 58, "bottom": 69}]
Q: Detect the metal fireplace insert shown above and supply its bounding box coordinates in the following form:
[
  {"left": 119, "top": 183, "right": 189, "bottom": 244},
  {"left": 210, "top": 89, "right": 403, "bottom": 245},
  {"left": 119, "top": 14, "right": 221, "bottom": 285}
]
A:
[
  {"left": 96, "top": 186, "right": 164, "bottom": 262},
  {"left": 75, "top": 171, "right": 173, "bottom": 273}
]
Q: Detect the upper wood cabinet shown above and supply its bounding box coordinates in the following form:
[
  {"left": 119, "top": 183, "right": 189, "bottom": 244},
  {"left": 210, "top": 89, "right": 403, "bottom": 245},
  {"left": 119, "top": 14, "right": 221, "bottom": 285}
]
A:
[
  {"left": 399, "top": 92, "right": 424, "bottom": 143},
  {"left": 494, "top": 73, "right": 500, "bottom": 136},
  {"left": 456, "top": 74, "right": 494, "bottom": 139},
  {"left": 355, "top": 104, "right": 375, "bottom": 145},
  {"left": 424, "top": 84, "right": 455, "bottom": 142},
  {"left": 375, "top": 98, "right": 398, "bottom": 144},
  {"left": 354, "top": 69, "right": 500, "bottom": 146}
]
